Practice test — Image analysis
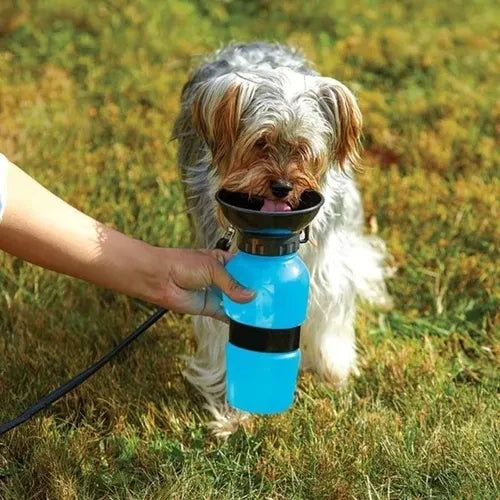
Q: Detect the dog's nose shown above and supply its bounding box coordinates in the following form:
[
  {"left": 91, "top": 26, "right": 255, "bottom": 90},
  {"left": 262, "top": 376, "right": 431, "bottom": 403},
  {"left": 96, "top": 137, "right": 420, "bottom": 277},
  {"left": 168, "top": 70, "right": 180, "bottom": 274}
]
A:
[{"left": 270, "top": 180, "right": 293, "bottom": 198}]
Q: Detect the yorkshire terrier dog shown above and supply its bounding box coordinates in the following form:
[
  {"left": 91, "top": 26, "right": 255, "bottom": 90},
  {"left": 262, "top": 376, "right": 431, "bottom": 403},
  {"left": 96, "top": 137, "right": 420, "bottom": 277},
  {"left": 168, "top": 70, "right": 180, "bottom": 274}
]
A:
[{"left": 174, "top": 42, "right": 392, "bottom": 436}]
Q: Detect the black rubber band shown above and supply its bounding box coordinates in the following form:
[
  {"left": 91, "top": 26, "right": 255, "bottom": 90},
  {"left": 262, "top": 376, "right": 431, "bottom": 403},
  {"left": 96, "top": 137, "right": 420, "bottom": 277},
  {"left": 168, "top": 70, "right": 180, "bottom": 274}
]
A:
[{"left": 229, "top": 320, "right": 300, "bottom": 353}]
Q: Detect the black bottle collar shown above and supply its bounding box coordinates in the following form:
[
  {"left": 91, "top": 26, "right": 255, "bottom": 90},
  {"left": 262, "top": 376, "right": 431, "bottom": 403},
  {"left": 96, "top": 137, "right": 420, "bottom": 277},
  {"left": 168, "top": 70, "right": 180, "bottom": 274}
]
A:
[{"left": 237, "top": 232, "right": 300, "bottom": 256}]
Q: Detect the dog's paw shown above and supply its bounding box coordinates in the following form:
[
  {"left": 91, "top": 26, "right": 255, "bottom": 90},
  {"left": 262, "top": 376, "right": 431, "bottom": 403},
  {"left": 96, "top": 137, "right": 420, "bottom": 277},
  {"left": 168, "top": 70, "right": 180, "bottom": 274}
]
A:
[
  {"left": 204, "top": 403, "right": 251, "bottom": 438},
  {"left": 304, "top": 334, "right": 359, "bottom": 388}
]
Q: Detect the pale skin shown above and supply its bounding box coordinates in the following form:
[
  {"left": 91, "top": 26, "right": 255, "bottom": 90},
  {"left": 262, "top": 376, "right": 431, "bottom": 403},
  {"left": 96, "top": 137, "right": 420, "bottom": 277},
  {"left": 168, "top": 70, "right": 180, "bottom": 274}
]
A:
[{"left": 0, "top": 161, "right": 254, "bottom": 322}]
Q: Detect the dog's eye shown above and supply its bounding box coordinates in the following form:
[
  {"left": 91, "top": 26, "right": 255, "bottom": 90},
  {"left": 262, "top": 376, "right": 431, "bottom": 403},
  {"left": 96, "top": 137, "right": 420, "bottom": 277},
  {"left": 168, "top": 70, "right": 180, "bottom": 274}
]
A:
[{"left": 255, "top": 138, "right": 267, "bottom": 150}]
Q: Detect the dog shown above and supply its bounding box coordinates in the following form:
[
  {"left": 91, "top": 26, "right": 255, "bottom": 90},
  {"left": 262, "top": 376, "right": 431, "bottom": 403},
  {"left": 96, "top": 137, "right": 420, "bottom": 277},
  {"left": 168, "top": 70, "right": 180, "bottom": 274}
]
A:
[{"left": 174, "top": 42, "right": 392, "bottom": 436}]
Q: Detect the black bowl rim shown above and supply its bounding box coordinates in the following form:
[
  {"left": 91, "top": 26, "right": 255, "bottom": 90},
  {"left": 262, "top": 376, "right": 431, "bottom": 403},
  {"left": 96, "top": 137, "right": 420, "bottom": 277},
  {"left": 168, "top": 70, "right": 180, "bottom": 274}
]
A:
[{"left": 216, "top": 189, "right": 325, "bottom": 216}]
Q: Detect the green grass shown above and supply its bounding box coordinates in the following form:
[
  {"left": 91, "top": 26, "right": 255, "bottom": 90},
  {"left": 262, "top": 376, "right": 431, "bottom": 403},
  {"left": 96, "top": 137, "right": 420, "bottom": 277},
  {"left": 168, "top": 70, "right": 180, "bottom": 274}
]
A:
[{"left": 0, "top": 0, "right": 498, "bottom": 498}]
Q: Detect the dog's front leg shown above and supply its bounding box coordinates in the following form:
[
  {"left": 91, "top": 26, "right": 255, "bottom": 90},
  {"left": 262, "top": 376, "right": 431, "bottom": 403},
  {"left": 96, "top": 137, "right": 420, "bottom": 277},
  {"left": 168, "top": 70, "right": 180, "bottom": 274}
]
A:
[
  {"left": 300, "top": 241, "right": 359, "bottom": 387},
  {"left": 184, "top": 316, "right": 249, "bottom": 437}
]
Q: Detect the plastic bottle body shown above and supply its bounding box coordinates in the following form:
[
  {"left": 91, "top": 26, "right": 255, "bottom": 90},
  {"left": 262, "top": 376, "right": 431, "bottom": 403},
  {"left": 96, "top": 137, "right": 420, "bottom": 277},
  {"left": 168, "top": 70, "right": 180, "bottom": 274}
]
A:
[
  {"left": 225, "top": 344, "right": 300, "bottom": 414},
  {"left": 223, "top": 250, "right": 309, "bottom": 414},
  {"left": 223, "top": 251, "right": 310, "bottom": 329}
]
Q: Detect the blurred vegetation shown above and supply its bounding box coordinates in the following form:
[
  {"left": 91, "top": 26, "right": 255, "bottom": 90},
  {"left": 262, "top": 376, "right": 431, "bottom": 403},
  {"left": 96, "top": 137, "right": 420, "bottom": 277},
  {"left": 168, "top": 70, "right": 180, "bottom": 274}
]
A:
[{"left": 0, "top": 0, "right": 498, "bottom": 498}]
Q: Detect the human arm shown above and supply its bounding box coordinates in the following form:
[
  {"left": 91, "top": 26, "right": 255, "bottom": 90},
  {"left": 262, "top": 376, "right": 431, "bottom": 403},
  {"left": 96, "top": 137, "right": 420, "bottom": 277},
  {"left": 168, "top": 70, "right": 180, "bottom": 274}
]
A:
[{"left": 0, "top": 156, "right": 253, "bottom": 321}]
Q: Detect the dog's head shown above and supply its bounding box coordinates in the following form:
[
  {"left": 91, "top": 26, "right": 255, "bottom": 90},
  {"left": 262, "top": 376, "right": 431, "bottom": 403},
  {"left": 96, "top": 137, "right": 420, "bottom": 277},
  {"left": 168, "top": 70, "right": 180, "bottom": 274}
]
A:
[{"left": 191, "top": 68, "right": 362, "bottom": 210}]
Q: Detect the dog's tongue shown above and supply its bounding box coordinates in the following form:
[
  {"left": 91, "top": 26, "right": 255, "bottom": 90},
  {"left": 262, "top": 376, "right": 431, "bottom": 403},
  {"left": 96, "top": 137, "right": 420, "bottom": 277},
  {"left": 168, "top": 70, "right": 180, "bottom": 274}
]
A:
[{"left": 260, "top": 199, "right": 292, "bottom": 212}]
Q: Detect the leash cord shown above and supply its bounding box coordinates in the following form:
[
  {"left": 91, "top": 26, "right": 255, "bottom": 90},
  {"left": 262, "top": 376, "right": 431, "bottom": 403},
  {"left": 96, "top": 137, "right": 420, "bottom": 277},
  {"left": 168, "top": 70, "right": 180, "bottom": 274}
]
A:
[{"left": 0, "top": 235, "right": 232, "bottom": 437}]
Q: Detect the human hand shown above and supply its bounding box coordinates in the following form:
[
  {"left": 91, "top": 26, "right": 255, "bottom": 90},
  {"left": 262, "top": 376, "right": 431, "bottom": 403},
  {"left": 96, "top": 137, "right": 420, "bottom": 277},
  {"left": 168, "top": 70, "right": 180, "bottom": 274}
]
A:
[{"left": 151, "top": 247, "right": 255, "bottom": 322}]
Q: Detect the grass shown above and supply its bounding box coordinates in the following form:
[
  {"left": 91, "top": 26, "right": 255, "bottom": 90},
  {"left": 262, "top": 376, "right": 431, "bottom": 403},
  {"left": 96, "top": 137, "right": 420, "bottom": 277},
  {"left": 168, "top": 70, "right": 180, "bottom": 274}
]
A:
[{"left": 0, "top": 0, "right": 498, "bottom": 498}]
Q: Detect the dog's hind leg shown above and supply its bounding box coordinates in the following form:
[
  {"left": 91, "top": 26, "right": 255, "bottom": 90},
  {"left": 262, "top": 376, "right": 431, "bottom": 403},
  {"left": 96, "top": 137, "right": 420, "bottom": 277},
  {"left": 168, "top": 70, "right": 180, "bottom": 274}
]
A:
[{"left": 300, "top": 228, "right": 393, "bottom": 386}]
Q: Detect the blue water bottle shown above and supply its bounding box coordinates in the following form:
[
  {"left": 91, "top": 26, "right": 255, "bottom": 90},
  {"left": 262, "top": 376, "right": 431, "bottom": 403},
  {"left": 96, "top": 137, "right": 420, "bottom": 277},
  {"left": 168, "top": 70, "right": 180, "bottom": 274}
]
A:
[{"left": 216, "top": 189, "right": 324, "bottom": 414}]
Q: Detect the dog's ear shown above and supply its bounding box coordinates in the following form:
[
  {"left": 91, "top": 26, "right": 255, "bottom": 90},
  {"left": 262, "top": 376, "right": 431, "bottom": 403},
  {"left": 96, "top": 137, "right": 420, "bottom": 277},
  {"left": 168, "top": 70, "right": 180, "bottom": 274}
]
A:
[
  {"left": 317, "top": 78, "right": 362, "bottom": 170},
  {"left": 192, "top": 74, "right": 256, "bottom": 168}
]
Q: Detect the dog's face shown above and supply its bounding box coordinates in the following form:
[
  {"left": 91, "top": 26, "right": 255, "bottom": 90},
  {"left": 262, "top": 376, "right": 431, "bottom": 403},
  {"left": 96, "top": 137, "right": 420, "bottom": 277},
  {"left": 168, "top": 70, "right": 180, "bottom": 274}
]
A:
[{"left": 192, "top": 68, "right": 362, "bottom": 210}]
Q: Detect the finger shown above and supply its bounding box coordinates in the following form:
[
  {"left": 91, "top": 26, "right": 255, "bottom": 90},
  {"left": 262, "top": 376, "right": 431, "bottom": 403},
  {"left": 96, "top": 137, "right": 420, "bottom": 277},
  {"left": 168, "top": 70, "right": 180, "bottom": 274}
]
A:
[
  {"left": 201, "top": 287, "right": 229, "bottom": 323},
  {"left": 211, "top": 311, "right": 229, "bottom": 324},
  {"left": 208, "top": 260, "right": 255, "bottom": 303},
  {"left": 199, "top": 249, "right": 234, "bottom": 266}
]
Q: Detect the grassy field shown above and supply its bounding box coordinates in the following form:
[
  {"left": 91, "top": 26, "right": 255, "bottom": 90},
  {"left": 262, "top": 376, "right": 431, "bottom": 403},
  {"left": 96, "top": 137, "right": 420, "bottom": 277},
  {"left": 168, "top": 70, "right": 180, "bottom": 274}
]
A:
[{"left": 0, "top": 0, "right": 498, "bottom": 498}]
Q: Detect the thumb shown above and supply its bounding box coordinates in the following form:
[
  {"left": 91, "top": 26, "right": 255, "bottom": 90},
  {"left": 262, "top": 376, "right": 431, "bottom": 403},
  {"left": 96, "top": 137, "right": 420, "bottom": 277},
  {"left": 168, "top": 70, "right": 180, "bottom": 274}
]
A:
[{"left": 208, "top": 259, "right": 255, "bottom": 303}]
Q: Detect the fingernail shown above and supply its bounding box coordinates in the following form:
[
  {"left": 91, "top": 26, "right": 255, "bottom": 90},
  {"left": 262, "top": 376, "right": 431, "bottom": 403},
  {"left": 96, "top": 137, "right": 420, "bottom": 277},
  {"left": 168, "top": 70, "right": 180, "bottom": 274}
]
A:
[
  {"left": 239, "top": 287, "right": 256, "bottom": 298},
  {"left": 231, "top": 279, "right": 255, "bottom": 299}
]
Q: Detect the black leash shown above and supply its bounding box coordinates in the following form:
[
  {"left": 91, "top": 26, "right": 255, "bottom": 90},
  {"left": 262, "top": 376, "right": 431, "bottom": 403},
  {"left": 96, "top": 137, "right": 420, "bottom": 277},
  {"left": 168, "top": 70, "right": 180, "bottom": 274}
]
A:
[
  {"left": 0, "top": 308, "right": 168, "bottom": 436},
  {"left": 0, "top": 234, "right": 232, "bottom": 437}
]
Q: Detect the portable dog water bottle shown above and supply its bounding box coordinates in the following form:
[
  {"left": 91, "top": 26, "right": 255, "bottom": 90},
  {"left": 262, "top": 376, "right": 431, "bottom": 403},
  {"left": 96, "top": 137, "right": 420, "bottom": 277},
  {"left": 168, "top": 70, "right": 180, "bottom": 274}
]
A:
[{"left": 216, "top": 189, "right": 324, "bottom": 414}]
